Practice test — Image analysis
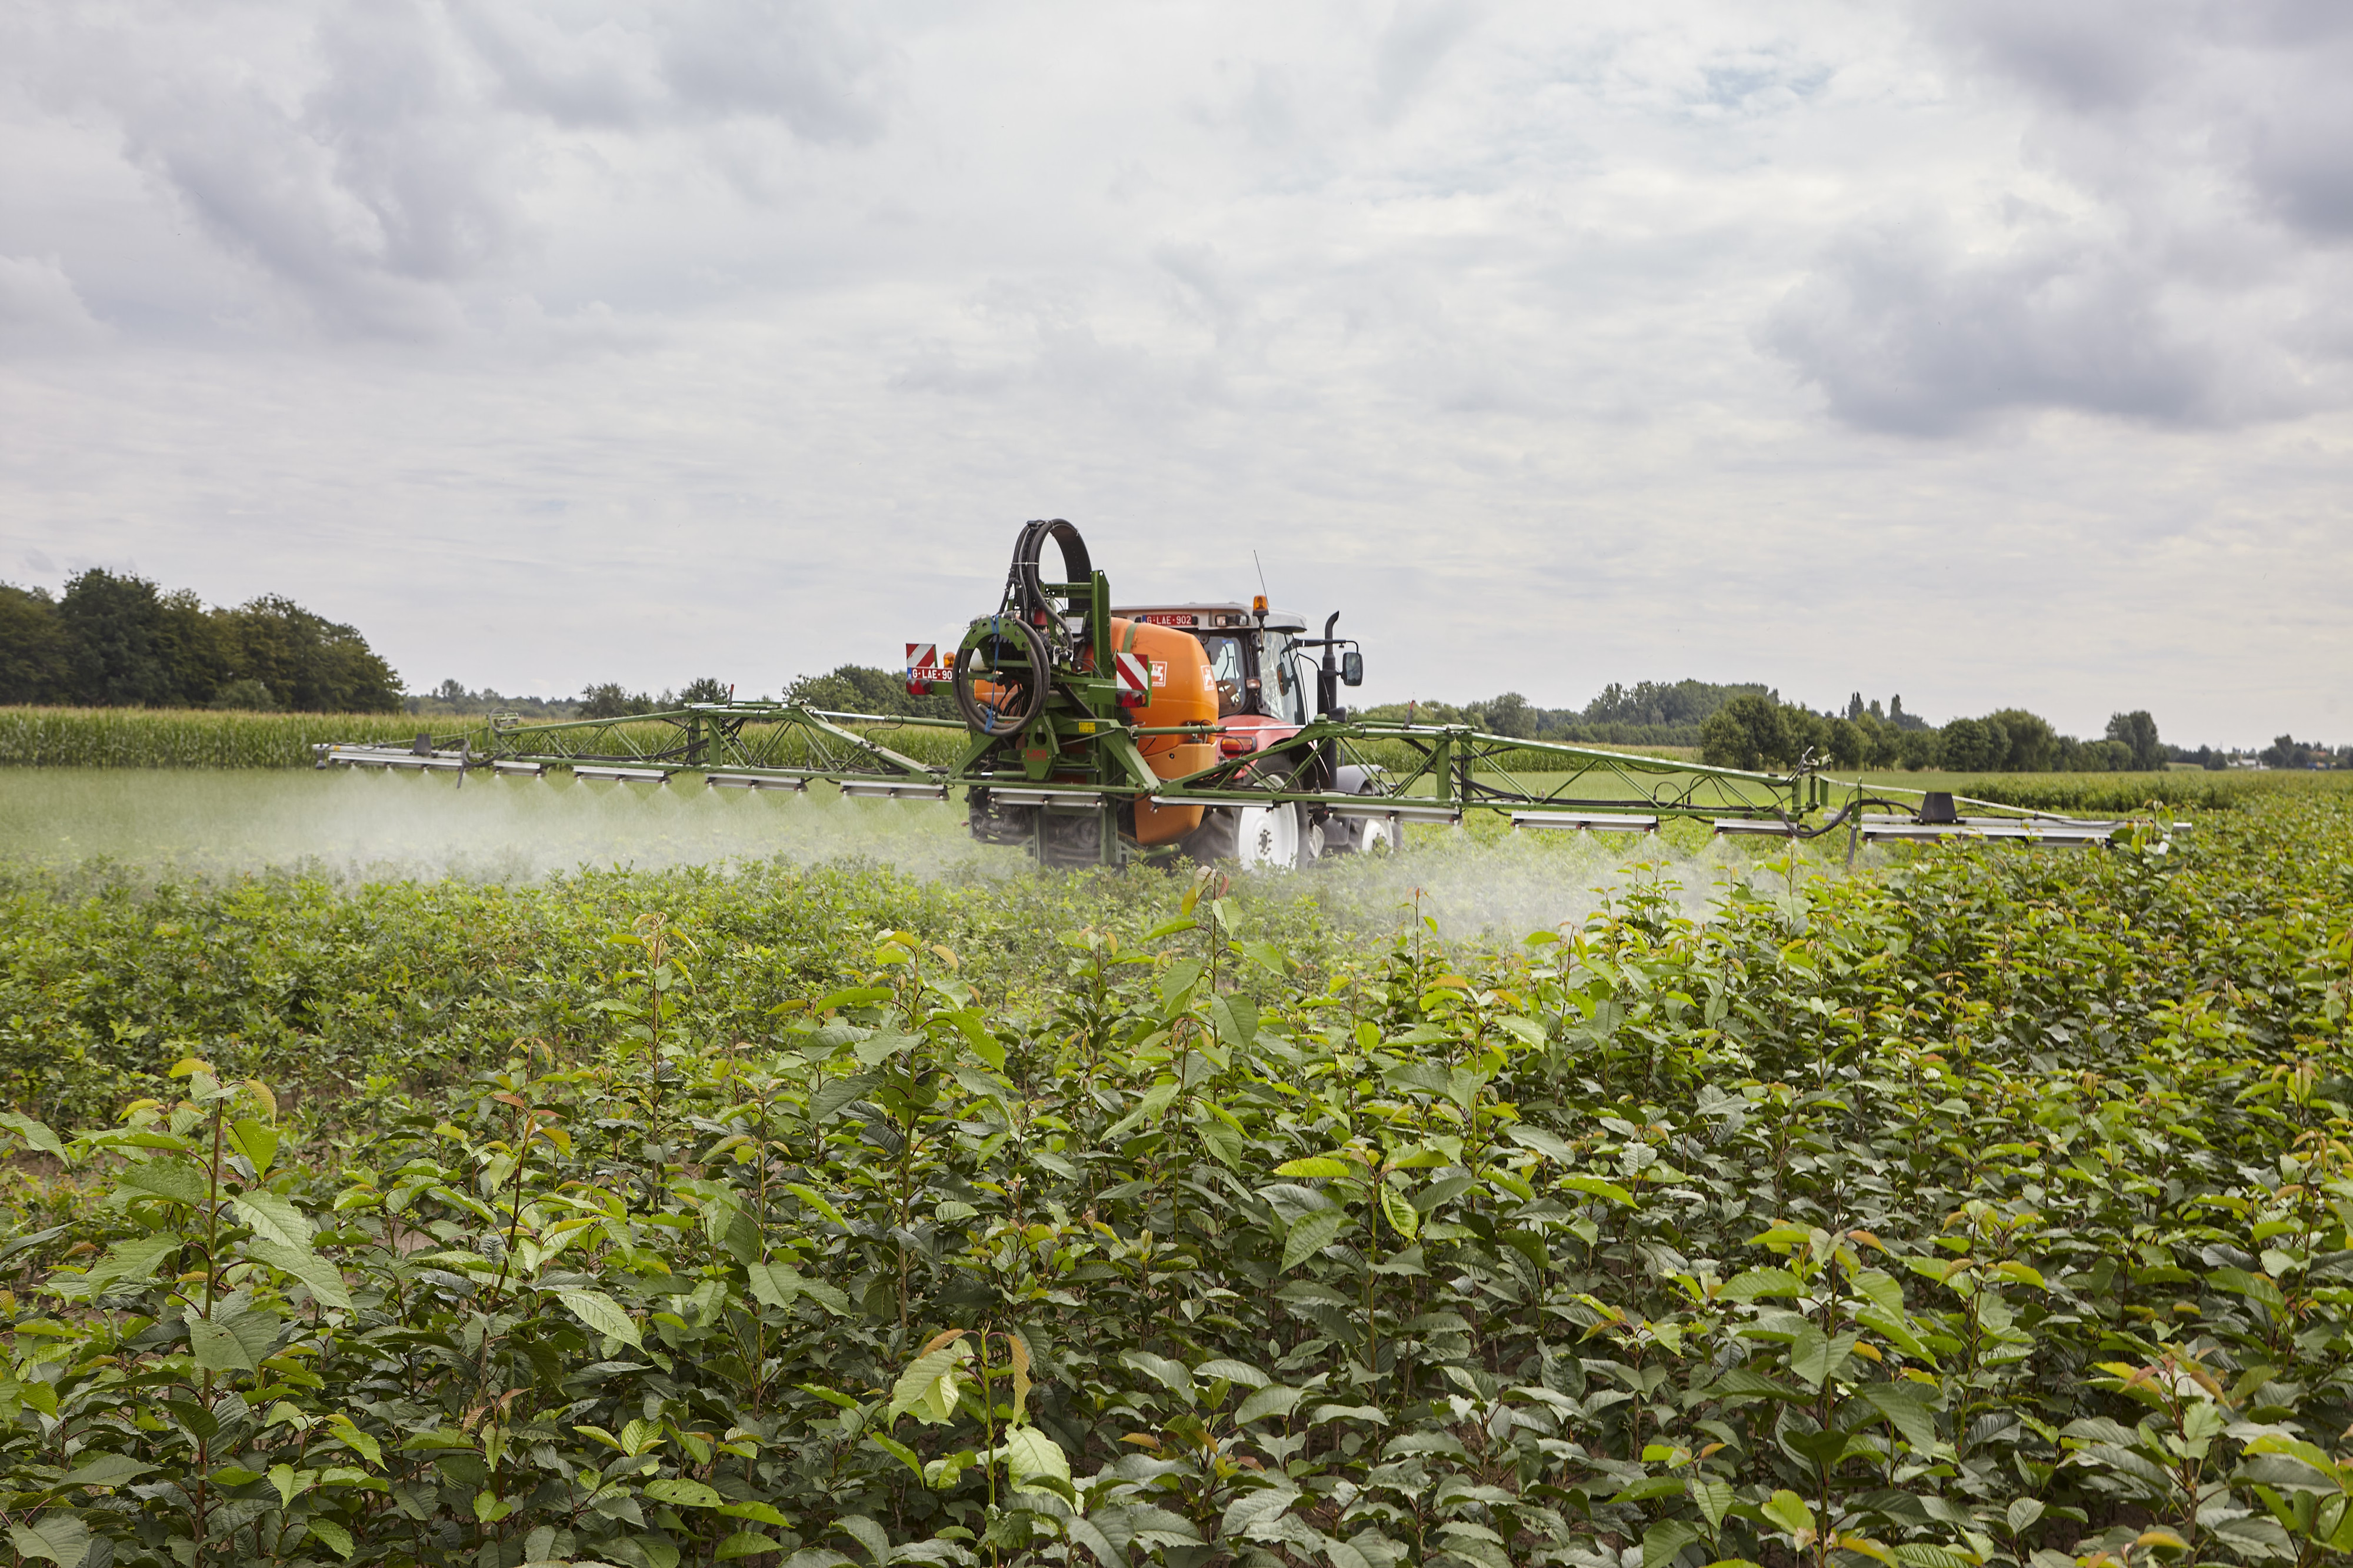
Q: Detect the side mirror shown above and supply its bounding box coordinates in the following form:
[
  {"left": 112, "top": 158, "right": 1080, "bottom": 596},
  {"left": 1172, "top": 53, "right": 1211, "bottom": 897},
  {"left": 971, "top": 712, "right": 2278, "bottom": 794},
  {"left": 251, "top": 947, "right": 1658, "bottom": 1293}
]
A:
[{"left": 1341, "top": 650, "right": 1364, "bottom": 687}]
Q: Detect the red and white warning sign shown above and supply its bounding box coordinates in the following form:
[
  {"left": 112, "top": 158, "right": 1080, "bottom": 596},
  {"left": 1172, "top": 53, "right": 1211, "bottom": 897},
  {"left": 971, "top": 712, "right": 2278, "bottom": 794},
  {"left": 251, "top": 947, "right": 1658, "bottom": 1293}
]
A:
[
  {"left": 1114, "top": 650, "right": 1152, "bottom": 707},
  {"left": 905, "top": 642, "right": 952, "bottom": 695}
]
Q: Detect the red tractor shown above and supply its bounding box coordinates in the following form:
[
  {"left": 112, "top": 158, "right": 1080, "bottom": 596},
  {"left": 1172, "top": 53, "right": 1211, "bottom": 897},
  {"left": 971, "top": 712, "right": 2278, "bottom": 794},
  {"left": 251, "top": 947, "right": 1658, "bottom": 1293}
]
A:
[{"left": 1106, "top": 596, "right": 1397, "bottom": 866}]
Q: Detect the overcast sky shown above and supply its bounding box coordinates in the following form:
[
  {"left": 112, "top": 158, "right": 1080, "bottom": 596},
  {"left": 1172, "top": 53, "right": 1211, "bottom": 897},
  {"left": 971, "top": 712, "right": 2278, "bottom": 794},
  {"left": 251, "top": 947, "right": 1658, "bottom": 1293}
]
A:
[{"left": 3, "top": 1, "right": 2347, "bottom": 745}]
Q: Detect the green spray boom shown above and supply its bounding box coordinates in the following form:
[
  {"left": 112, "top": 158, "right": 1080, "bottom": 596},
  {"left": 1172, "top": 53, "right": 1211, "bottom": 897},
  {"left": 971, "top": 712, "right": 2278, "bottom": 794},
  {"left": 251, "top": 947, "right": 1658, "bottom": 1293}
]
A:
[{"left": 321, "top": 522, "right": 2145, "bottom": 864}]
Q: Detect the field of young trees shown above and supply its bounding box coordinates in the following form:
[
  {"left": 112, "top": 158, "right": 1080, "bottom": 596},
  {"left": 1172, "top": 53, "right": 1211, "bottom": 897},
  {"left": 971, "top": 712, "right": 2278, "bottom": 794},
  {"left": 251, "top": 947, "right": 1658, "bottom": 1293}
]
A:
[{"left": 1, "top": 784, "right": 2349, "bottom": 1568}]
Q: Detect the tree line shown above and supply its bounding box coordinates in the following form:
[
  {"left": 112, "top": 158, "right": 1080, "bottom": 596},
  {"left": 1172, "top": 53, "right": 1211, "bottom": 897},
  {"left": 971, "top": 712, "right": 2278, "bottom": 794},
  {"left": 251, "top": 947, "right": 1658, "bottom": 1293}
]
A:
[
  {"left": 1371, "top": 679, "right": 2227, "bottom": 773},
  {"left": 1, "top": 570, "right": 402, "bottom": 713},
  {"left": 1697, "top": 693, "right": 2175, "bottom": 773}
]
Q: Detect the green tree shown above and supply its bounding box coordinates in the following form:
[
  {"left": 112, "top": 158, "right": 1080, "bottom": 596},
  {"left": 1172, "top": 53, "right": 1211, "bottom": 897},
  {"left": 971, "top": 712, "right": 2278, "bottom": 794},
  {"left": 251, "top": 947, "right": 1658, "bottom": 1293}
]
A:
[
  {"left": 578, "top": 683, "right": 656, "bottom": 719},
  {"left": 1699, "top": 692, "right": 1792, "bottom": 769},
  {"left": 0, "top": 583, "right": 73, "bottom": 703},
  {"left": 785, "top": 663, "right": 956, "bottom": 720},
  {"left": 1984, "top": 708, "right": 2057, "bottom": 771},
  {"left": 57, "top": 569, "right": 190, "bottom": 705},
  {"left": 1940, "top": 716, "right": 1992, "bottom": 771},
  {"left": 678, "top": 677, "right": 732, "bottom": 705},
  {"left": 215, "top": 596, "right": 401, "bottom": 712},
  {"left": 1466, "top": 692, "right": 1535, "bottom": 738},
  {"left": 2106, "top": 709, "right": 2163, "bottom": 770},
  {"left": 1827, "top": 716, "right": 1864, "bottom": 769}
]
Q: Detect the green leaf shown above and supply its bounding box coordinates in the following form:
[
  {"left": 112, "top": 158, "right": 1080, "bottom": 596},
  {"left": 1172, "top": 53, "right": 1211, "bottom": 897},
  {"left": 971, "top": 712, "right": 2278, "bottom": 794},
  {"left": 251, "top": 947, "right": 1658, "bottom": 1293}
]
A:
[
  {"left": 231, "top": 1190, "right": 314, "bottom": 1251},
  {"left": 785, "top": 1183, "right": 851, "bottom": 1227},
  {"left": 1720, "top": 1267, "right": 1803, "bottom": 1301},
  {"left": 0, "top": 1112, "right": 66, "bottom": 1162},
  {"left": 815, "top": 986, "right": 896, "bottom": 1012},
  {"left": 1558, "top": 1175, "right": 1637, "bottom": 1207},
  {"left": 1788, "top": 1324, "right": 1858, "bottom": 1390},
  {"left": 74, "top": 1233, "right": 180, "bottom": 1296},
  {"left": 997, "top": 1424, "right": 1075, "bottom": 1503},
  {"left": 1197, "top": 1356, "right": 1269, "bottom": 1389},
  {"left": 1283, "top": 1209, "right": 1348, "bottom": 1270},
  {"left": 308, "top": 1517, "right": 356, "bottom": 1559},
  {"left": 718, "top": 1532, "right": 784, "bottom": 1560},
  {"left": 1234, "top": 1384, "right": 1304, "bottom": 1424},
  {"left": 1199, "top": 1123, "right": 1247, "bottom": 1170},
  {"left": 325, "top": 1417, "right": 382, "bottom": 1470},
  {"left": 868, "top": 1432, "right": 926, "bottom": 1483},
  {"left": 119, "top": 1157, "right": 209, "bottom": 1207},
  {"left": 1861, "top": 1381, "right": 1939, "bottom": 1450},
  {"left": 2004, "top": 1497, "right": 2044, "bottom": 1536},
  {"left": 645, "top": 1477, "right": 724, "bottom": 1508},
  {"left": 191, "top": 1313, "right": 261, "bottom": 1372},
  {"left": 749, "top": 1262, "right": 809, "bottom": 1310},
  {"left": 853, "top": 1029, "right": 922, "bottom": 1068},
  {"left": 230, "top": 1117, "right": 279, "bottom": 1175},
  {"left": 1220, "top": 1486, "right": 1302, "bottom": 1540},
  {"left": 1689, "top": 1475, "right": 1733, "bottom": 1529},
  {"left": 1505, "top": 1125, "right": 1575, "bottom": 1163},
  {"left": 886, "top": 1340, "right": 972, "bottom": 1426},
  {"left": 1106, "top": 1079, "right": 1181, "bottom": 1140},
  {"left": 1761, "top": 1490, "right": 1815, "bottom": 1540},
  {"left": 62, "top": 1453, "right": 153, "bottom": 1488},
  {"left": 1210, "top": 994, "right": 1261, "bottom": 1047},
  {"left": 9, "top": 1514, "right": 90, "bottom": 1566},
  {"left": 1378, "top": 1183, "right": 1420, "bottom": 1241},
  {"left": 1274, "top": 1156, "right": 1355, "bottom": 1180},
  {"left": 1120, "top": 1349, "right": 1197, "bottom": 1406},
  {"left": 721, "top": 1500, "right": 792, "bottom": 1527},
  {"left": 558, "top": 1289, "right": 643, "bottom": 1349},
  {"left": 1644, "top": 1520, "right": 1701, "bottom": 1568},
  {"left": 248, "top": 1237, "right": 352, "bottom": 1311},
  {"left": 838, "top": 1514, "right": 892, "bottom": 1567},
  {"left": 810, "top": 1073, "right": 882, "bottom": 1123},
  {"left": 1066, "top": 1514, "right": 1129, "bottom": 1568}
]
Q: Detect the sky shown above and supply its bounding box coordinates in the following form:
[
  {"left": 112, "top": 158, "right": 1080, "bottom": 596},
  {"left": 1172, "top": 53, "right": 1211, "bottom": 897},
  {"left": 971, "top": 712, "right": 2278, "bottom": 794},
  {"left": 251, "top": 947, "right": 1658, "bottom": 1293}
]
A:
[{"left": 2, "top": 1, "right": 2348, "bottom": 747}]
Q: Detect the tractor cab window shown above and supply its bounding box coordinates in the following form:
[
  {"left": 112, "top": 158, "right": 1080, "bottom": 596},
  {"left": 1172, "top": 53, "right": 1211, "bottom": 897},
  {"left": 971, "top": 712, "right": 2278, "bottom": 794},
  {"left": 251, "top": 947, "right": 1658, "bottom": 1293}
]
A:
[
  {"left": 1198, "top": 634, "right": 1248, "bottom": 718},
  {"left": 1262, "top": 632, "right": 1307, "bottom": 723}
]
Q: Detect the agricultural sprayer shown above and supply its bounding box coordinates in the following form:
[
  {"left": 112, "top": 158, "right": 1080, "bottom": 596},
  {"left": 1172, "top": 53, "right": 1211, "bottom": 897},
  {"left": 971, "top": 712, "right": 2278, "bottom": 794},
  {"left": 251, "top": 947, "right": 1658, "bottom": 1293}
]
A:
[{"left": 321, "top": 522, "right": 2138, "bottom": 865}]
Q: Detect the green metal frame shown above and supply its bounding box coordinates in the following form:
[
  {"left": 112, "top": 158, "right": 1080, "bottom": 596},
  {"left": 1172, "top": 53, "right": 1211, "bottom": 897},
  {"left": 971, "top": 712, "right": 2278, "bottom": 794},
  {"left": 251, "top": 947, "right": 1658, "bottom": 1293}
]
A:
[
  {"left": 321, "top": 528, "right": 2114, "bottom": 863},
  {"left": 319, "top": 698, "right": 1820, "bottom": 861}
]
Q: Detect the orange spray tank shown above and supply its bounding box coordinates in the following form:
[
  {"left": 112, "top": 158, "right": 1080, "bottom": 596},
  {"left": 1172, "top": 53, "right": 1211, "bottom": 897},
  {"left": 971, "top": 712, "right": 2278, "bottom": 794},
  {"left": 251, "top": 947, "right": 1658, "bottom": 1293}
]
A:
[{"left": 1105, "top": 618, "right": 1215, "bottom": 845}]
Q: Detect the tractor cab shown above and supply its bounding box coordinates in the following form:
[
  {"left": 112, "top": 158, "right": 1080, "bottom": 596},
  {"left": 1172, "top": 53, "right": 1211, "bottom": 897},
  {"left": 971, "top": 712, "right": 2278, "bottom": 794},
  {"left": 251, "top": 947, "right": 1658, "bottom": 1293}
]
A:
[{"left": 1110, "top": 602, "right": 1311, "bottom": 728}]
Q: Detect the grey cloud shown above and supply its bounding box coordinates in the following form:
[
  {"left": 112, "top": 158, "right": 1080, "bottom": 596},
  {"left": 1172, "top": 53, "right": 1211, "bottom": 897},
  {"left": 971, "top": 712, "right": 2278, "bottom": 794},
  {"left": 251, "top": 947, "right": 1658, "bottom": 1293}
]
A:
[
  {"left": 2235, "top": 67, "right": 2353, "bottom": 239},
  {"left": 1773, "top": 1, "right": 2353, "bottom": 433},
  {"left": 1927, "top": 0, "right": 2182, "bottom": 112},
  {"left": 0, "top": 254, "right": 108, "bottom": 348},
  {"left": 657, "top": 0, "right": 891, "bottom": 144},
  {"left": 445, "top": 0, "right": 891, "bottom": 139},
  {"left": 1372, "top": 0, "right": 1485, "bottom": 125},
  {"left": 892, "top": 282, "right": 1231, "bottom": 421},
  {"left": 15, "top": 0, "right": 888, "bottom": 338},
  {"left": 1763, "top": 219, "right": 2225, "bottom": 435}
]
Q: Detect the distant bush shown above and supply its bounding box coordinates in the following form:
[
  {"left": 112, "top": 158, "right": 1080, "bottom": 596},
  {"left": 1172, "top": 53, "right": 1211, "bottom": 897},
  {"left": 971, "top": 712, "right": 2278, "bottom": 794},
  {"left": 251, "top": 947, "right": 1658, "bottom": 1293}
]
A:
[{"left": 1, "top": 571, "right": 401, "bottom": 711}]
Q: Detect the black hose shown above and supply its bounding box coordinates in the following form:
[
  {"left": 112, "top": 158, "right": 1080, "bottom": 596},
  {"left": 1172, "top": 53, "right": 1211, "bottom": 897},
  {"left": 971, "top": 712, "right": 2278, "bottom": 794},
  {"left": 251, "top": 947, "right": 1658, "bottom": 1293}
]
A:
[
  {"left": 1010, "top": 519, "right": 1092, "bottom": 636},
  {"left": 953, "top": 616, "right": 1053, "bottom": 735},
  {"left": 1775, "top": 795, "right": 1921, "bottom": 839}
]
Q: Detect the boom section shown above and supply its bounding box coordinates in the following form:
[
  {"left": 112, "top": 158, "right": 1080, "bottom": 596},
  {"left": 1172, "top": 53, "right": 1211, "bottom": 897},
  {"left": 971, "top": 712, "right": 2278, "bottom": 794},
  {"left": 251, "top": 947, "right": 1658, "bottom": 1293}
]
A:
[{"left": 320, "top": 706, "right": 1817, "bottom": 824}]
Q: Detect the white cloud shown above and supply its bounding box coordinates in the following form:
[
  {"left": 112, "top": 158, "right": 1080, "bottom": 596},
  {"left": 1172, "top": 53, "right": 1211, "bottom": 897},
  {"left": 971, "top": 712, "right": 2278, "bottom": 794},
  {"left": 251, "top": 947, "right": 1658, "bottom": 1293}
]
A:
[{"left": 0, "top": 0, "right": 2347, "bottom": 745}]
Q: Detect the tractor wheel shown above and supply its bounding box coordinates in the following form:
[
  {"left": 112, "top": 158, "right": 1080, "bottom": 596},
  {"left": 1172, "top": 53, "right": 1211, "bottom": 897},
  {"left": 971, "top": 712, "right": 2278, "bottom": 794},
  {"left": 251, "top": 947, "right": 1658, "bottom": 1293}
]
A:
[
  {"left": 1180, "top": 802, "right": 1303, "bottom": 870},
  {"left": 1232, "top": 802, "right": 1301, "bottom": 869}
]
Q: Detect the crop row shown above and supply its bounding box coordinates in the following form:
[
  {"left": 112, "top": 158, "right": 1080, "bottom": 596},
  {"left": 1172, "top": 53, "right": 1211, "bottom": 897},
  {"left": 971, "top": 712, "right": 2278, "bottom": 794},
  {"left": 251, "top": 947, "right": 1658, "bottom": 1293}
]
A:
[{"left": 0, "top": 797, "right": 2349, "bottom": 1567}]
